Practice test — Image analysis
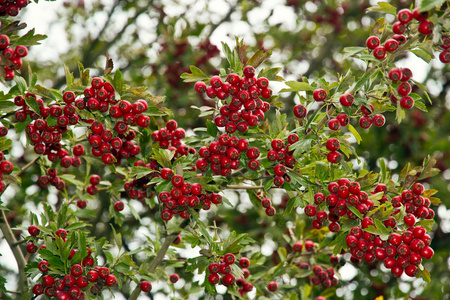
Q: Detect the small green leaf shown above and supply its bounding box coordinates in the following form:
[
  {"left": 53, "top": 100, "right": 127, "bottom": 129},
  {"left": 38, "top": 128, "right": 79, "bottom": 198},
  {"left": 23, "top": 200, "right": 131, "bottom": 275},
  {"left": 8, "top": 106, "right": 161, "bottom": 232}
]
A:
[
  {"left": 409, "top": 48, "right": 433, "bottom": 63},
  {"left": 130, "top": 166, "right": 154, "bottom": 179},
  {"left": 114, "top": 69, "right": 123, "bottom": 95},
  {"left": 348, "top": 124, "right": 362, "bottom": 144},
  {"left": 246, "top": 48, "right": 272, "bottom": 68},
  {"left": 347, "top": 204, "right": 363, "bottom": 219},
  {"left": 24, "top": 94, "right": 41, "bottom": 115},
  {"left": 374, "top": 218, "right": 391, "bottom": 235},
  {"left": 0, "top": 138, "right": 12, "bottom": 153},
  {"left": 279, "top": 81, "right": 314, "bottom": 93},
  {"left": 417, "top": 267, "right": 431, "bottom": 283},
  {"left": 420, "top": 0, "right": 446, "bottom": 12},
  {"left": 14, "top": 76, "right": 27, "bottom": 93},
  {"left": 206, "top": 119, "right": 218, "bottom": 138},
  {"left": 180, "top": 65, "right": 208, "bottom": 83},
  {"left": 264, "top": 178, "right": 273, "bottom": 190},
  {"left": 366, "top": 2, "right": 397, "bottom": 15}
]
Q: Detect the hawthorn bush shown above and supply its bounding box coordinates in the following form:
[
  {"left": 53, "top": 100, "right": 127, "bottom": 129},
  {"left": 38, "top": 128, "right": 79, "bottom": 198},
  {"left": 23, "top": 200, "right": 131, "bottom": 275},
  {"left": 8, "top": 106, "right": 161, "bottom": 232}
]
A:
[{"left": 0, "top": 1, "right": 450, "bottom": 300}]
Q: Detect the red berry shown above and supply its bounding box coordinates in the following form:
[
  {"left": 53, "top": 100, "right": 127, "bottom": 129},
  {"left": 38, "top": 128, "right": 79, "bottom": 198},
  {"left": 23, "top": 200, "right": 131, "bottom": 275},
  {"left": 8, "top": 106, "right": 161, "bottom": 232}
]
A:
[
  {"left": 339, "top": 93, "right": 354, "bottom": 106},
  {"left": 400, "top": 96, "right": 414, "bottom": 109},
  {"left": 208, "top": 273, "right": 220, "bottom": 285},
  {"left": 366, "top": 36, "right": 380, "bottom": 49},
  {"left": 413, "top": 8, "right": 429, "bottom": 21},
  {"left": 373, "top": 46, "right": 386, "bottom": 60},
  {"left": 328, "top": 119, "right": 340, "bottom": 131},
  {"left": 194, "top": 81, "right": 207, "bottom": 93},
  {"left": 372, "top": 114, "right": 386, "bottom": 127},
  {"left": 267, "top": 281, "right": 278, "bottom": 292},
  {"left": 326, "top": 138, "right": 340, "bottom": 151},
  {"left": 293, "top": 104, "right": 307, "bottom": 118},
  {"left": 418, "top": 20, "right": 433, "bottom": 35},
  {"left": 140, "top": 280, "right": 152, "bottom": 292},
  {"left": 170, "top": 273, "right": 179, "bottom": 283},
  {"left": 313, "top": 88, "right": 327, "bottom": 101},
  {"left": 398, "top": 9, "right": 413, "bottom": 24},
  {"left": 327, "top": 151, "right": 341, "bottom": 164},
  {"left": 106, "top": 274, "right": 117, "bottom": 287},
  {"left": 392, "top": 21, "right": 406, "bottom": 34},
  {"left": 385, "top": 39, "right": 399, "bottom": 52},
  {"left": 114, "top": 201, "right": 124, "bottom": 211},
  {"left": 239, "top": 257, "right": 250, "bottom": 268}
]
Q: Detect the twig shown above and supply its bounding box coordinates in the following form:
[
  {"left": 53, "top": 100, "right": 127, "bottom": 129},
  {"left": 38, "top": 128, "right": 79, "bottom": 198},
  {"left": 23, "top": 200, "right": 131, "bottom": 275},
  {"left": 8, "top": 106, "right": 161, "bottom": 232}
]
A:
[
  {"left": 226, "top": 185, "right": 264, "bottom": 190},
  {"left": 128, "top": 218, "right": 190, "bottom": 300},
  {"left": 0, "top": 210, "right": 29, "bottom": 293},
  {"left": 17, "top": 156, "right": 39, "bottom": 177}
]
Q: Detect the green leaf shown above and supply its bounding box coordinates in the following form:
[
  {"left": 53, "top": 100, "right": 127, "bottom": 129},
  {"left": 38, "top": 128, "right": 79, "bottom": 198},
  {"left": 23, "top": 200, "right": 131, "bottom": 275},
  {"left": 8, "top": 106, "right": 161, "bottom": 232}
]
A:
[
  {"left": 0, "top": 100, "right": 16, "bottom": 114},
  {"left": 416, "top": 219, "right": 435, "bottom": 231},
  {"left": 419, "top": 155, "right": 440, "bottom": 180},
  {"left": 264, "top": 178, "right": 273, "bottom": 190},
  {"left": 279, "top": 81, "right": 314, "bottom": 93},
  {"left": 59, "top": 174, "right": 84, "bottom": 188},
  {"left": 346, "top": 204, "right": 363, "bottom": 219},
  {"left": 284, "top": 196, "right": 303, "bottom": 215},
  {"left": 15, "top": 28, "right": 47, "bottom": 46},
  {"left": 374, "top": 218, "right": 391, "bottom": 236},
  {"left": 14, "top": 76, "right": 27, "bottom": 93},
  {"left": 0, "top": 137, "right": 12, "bottom": 152},
  {"left": 396, "top": 99, "right": 406, "bottom": 124},
  {"left": 366, "top": 2, "right": 397, "bottom": 15},
  {"left": 24, "top": 94, "right": 41, "bottom": 115},
  {"left": 409, "top": 48, "right": 433, "bottom": 63},
  {"left": 246, "top": 48, "right": 272, "bottom": 68},
  {"left": 114, "top": 69, "right": 123, "bottom": 95},
  {"left": 420, "top": 0, "right": 446, "bottom": 11},
  {"left": 417, "top": 267, "right": 431, "bottom": 283},
  {"left": 180, "top": 65, "right": 208, "bottom": 83},
  {"left": 348, "top": 124, "right": 362, "bottom": 144},
  {"left": 342, "top": 47, "right": 366, "bottom": 60},
  {"left": 353, "top": 71, "right": 371, "bottom": 93},
  {"left": 221, "top": 41, "right": 243, "bottom": 73},
  {"left": 258, "top": 67, "right": 284, "bottom": 81},
  {"left": 206, "top": 119, "right": 218, "bottom": 138},
  {"left": 189, "top": 208, "right": 213, "bottom": 245},
  {"left": 130, "top": 166, "right": 154, "bottom": 179}
]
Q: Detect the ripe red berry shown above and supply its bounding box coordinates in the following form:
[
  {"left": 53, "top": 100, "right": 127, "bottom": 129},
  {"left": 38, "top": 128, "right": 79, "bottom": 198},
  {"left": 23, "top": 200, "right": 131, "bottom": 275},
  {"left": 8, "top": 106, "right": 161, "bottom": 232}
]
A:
[
  {"left": 194, "top": 81, "right": 207, "bottom": 93},
  {"left": 366, "top": 36, "right": 380, "bottom": 49},
  {"left": 373, "top": 46, "right": 386, "bottom": 60},
  {"left": 398, "top": 82, "right": 411, "bottom": 96},
  {"left": 398, "top": 9, "right": 413, "bottom": 24},
  {"left": 385, "top": 39, "right": 399, "bottom": 52},
  {"left": 327, "top": 151, "right": 341, "bottom": 164},
  {"left": 239, "top": 257, "right": 250, "bottom": 268},
  {"left": 114, "top": 201, "right": 124, "bottom": 211},
  {"left": 170, "top": 273, "right": 179, "bottom": 283},
  {"left": 267, "top": 281, "right": 278, "bottom": 292},
  {"left": 304, "top": 239, "right": 314, "bottom": 251},
  {"left": 293, "top": 104, "right": 307, "bottom": 118},
  {"left": 140, "top": 280, "right": 152, "bottom": 292},
  {"left": 372, "top": 114, "right": 386, "bottom": 127},
  {"left": 273, "top": 164, "right": 286, "bottom": 176},
  {"left": 439, "top": 50, "right": 450, "bottom": 63},
  {"left": 392, "top": 21, "right": 406, "bottom": 34},
  {"left": 400, "top": 96, "right": 414, "bottom": 109},
  {"left": 418, "top": 20, "right": 433, "bottom": 35},
  {"left": 359, "top": 115, "right": 372, "bottom": 129},
  {"left": 326, "top": 138, "right": 340, "bottom": 151},
  {"left": 339, "top": 93, "right": 354, "bottom": 106},
  {"left": 208, "top": 273, "right": 220, "bottom": 285},
  {"left": 313, "top": 88, "right": 327, "bottom": 101},
  {"left": 328, "top": 119, "right": 340, "bottom": 131},
  {"left": 28, "top": 225, "right": 40, "bottom": 236}
]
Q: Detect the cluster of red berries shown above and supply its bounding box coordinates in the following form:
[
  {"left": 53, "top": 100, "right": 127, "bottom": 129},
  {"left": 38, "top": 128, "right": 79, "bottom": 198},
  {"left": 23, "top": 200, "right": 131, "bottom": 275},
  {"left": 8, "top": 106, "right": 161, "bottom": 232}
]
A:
[
  {"left": 197, "top": 134, "right": 250, "bottom": 176},
  {"left": 79, "top": 78, "right": 149, "bottom": 165},
  {"left": 267, "top": 136, "right": 297, "bottom": 185},
  {"left": 235, "top": 257, "right": 253, "bottom": 296},
  {"left": 123, "top": 159, "right": 159, "bottom": 201},
  {"left": 28, "top": 226, "right": 117, "bottom": 299},
  {"left": 151, "top": 119, "right": 192, "bottom": 154},
  {"left": 391, "top": 183, "right": 434, "bottom": 220},
  {"left": 388, "top": 67, "right": 415, "bottom": 110},
  {"left": 257, "top": 193, "right": 276, "bottom": 217},
  {"left": 358, "top": 102, "right": 386, "bottom": 129},
  {"left": 0, "top": 34, "right": 27, "bottom": 80},
  {"left": 324, "top": 137, "right": 342, "bottom": 164},
  {"left": 306, "top": 263, "right": 338, "bottom": 289},
  {"left": 158, "top": 172, "right": 223, "bottom": 221},
  {"left": 206, "top": 253, "right": 240, "bottom": 288},
  {"left": 0, "top": 0, "right": 29, "bottom": 17},
  {"left": 292, "top": 240, "right": 340, "bottom": 290},
  {"left": 437, "top": 35, "right": 449, "bottom": 63},
  {"left": 16, "top": 93, "right": 81, "bottom": 168},
  {"left": 38, "top": 167, "right": 66, "bottom": 191},
  {"left": 366, "top": 8, "right": 432, "bottom": 60},
  {"left": 194, "top": 66, "right": 272, "bottom": 133},
  {"left": 0, "top": 151, "right": 13, "bottom": 193}
]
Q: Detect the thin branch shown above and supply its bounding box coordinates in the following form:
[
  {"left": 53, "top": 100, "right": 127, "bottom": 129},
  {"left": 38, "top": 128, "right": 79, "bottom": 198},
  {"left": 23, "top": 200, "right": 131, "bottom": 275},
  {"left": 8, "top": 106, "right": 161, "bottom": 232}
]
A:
[
  {"left": 226, "top": 185, "right": 264, "bottom": 190},
  {"left": 0, "top": 210, "right": 29, "bottom": 293},
  {"left": 17, "top": 156, "right": 39, "bottom": 177},
  {"left": 128, "top": 219, "right": 190, "bottom": 300}
]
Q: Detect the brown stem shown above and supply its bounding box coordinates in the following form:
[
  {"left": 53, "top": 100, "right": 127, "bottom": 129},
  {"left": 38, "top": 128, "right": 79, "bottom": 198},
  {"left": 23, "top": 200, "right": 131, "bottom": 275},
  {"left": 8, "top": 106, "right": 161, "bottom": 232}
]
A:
[
  {"left": 17, "top": 156, "right": 39, "bottom": 177},
  {"left": 0, "top": 210, "right": 29, "bottom": 294}
]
